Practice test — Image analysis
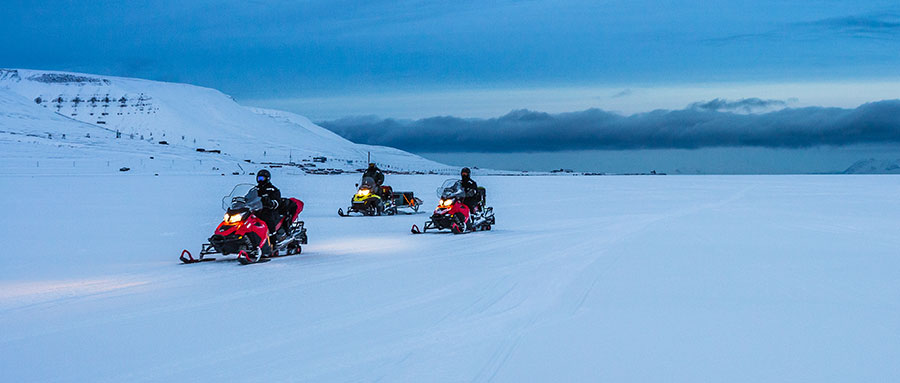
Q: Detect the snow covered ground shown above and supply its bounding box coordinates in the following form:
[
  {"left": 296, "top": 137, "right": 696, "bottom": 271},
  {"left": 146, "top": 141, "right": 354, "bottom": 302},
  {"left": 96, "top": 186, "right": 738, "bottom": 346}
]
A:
[{"left": 2, "top": 174, "right": 899, "bottom": 382}]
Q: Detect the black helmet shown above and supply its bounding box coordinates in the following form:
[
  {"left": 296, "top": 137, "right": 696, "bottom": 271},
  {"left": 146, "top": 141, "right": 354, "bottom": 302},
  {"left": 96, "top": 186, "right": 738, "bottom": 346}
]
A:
[
  {"left": 257, "top": 169, "right": 271, "bottom": 183},
  {"left": 368, "top": 162, "right": 376, "bottom": 169},
  {"left": 461, "top": 167, "right": 471, "bottom": 177}
]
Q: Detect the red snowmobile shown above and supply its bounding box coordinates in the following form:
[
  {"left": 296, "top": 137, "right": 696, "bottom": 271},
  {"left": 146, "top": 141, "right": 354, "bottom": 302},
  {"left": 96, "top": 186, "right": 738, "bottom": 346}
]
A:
[
  {"left": 180, "top": 184, "right": 307, "bottom": 265},
  {"left": 411, "top": 179, "right": 495, "bottom": 234}
]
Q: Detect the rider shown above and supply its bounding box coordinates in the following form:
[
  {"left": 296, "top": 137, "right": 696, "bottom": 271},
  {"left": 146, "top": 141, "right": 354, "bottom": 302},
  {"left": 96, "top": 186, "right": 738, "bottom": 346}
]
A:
[
  {"left": 362, "top": 162, "right": 385, "bottom": 196},
  {"left": 255, "top": 169, "right": 282, "bottom": 243},
  {"left": 460, "top": 167, "right": 479, "bottom": 214}
]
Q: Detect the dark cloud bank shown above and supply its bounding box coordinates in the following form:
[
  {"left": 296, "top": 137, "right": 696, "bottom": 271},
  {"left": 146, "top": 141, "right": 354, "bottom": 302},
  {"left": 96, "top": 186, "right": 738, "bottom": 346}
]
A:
[
  {"left": 707, "top": 12, "right": 900, "bottom": 44},
  {"left": 808, "top": 12, "right": 900, "bottom": 40},
  {"left": 319, "top": 99, "right": 900, "bottom": 153}
]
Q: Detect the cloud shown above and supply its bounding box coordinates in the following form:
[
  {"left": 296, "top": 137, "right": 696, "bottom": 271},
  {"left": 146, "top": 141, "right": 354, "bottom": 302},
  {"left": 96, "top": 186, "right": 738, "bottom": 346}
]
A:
[
  {"left": 806, "top": 13, "right": 900, "bottom": 40},
  {"left": 610, "top": 89, "right": 632, "bottom": 98},
  {"left": 707, "top": 12, "right": 900, "bottom": 44},
  {"left": 688, "top": 98, "right": 787, "bottom": 113},
  {"left": 319, "top": 100, "right": 900, "bottom": 152}
]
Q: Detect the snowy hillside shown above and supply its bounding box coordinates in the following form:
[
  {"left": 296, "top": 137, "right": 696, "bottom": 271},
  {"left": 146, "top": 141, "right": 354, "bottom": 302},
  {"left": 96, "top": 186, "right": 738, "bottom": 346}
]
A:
[
  {"left": 843, "top": 158, "right": 900, "bottom": 174},
  {"left": 2, "top": 174, "right": 899, "bottom": 381},
  {"left": 0, "top": 69, "right": 450, "bottom": 175}
]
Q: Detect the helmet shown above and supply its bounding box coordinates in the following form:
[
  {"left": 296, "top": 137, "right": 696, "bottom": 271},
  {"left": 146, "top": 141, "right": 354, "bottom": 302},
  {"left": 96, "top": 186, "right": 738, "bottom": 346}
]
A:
[
  {"left": 461, "top": 167, "right": 471, "bottom": 177},
  {"left": 257, "top": 169, "right": 271, "bottom": 183},
  {"left": 368, "top": 162, "right": 376, "bottom": 169}
]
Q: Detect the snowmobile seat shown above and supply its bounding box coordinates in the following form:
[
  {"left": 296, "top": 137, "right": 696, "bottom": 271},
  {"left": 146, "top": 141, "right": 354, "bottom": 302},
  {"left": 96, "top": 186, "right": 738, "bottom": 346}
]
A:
[
  {"left": 381, "top": 185, "right": 393, "bottom": 198},
  {"left": 279, "top": 197, "right": 304, "bottom": 227}
]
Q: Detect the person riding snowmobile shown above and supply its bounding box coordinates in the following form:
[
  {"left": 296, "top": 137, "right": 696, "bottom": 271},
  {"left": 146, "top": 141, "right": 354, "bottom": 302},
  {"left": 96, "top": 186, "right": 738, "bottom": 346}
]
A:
[
  {"left": 460, "top": 167, "right": 479, "bottom": 214},
  {"left": 362, "top": 163, "right": 385, "bottom": 196},
  {"left": 255, "top": 169, "right": 282, "bottom": 243}
]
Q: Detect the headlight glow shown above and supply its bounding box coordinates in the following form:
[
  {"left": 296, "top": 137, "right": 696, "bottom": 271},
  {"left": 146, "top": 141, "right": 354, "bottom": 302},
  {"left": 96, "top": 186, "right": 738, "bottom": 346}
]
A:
[
  {"left": 357, "top": 189, "right": 370, "bottom": 197},
  {"left": 224, "top": 213, "right": 244, "bottom": 223},
  {"left": 441, "top": 198, "right": 454, "bottom": 207}
]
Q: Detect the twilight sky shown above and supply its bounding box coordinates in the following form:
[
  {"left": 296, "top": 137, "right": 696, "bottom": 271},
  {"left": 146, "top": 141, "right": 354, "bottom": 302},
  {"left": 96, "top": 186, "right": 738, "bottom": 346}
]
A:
[
  {"left": 3, "top": 1, "right": 899, "bottom": 118},
  {"left": 3, "top": 1, "right": 900, "bottom": 172}
]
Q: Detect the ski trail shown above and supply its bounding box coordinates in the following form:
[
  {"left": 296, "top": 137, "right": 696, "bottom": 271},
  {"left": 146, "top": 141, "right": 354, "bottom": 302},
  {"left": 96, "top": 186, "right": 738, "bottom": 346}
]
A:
[
  {"left": 558, "top": 182, "right": 759, "bottom": 316},
  {"left": 475, "top": 334, "right": 522, "bottom": 383},
  {"left": 460, "top": 183, "right": 760, "bottom": 379}
]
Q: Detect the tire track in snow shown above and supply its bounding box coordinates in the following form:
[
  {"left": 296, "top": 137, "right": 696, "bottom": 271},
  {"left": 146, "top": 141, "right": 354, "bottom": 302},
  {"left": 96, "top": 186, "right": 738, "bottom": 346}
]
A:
[
  {"left": 463, "top": 183, "right": 759, "bottom": 380},
  {"left": 558, "top": 182, "right": 758, "bottom": 316},
  {"left": 3, "top": 176, "right": 771, "bottom": 382}
]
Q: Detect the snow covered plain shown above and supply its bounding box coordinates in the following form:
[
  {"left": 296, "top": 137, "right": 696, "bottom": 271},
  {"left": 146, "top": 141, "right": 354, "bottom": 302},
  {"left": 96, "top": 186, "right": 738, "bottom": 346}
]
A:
[{"left": 2, "top": 173, "right": 898, "bottom": 382}]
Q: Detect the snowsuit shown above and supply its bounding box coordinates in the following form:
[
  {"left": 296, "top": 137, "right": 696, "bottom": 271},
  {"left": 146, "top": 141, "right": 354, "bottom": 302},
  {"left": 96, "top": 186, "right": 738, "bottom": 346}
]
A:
[
  {"left": 460, "top": 176, "right": 479, "bottom": 213},
  {"left": 256, "top": 181, "right": 282, "bottom": 235},
  {"left": 363, "top": 167, "right": 385, "bottom": 195}
]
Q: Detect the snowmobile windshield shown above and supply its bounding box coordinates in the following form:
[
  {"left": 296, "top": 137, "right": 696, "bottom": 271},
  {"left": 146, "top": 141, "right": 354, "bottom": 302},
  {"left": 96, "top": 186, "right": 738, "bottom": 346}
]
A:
[
  {"left": 360, "top": 176, "right": 376, "bottom": 190},
  {"left": 437, "top": 179, "right": 465, "bottom": 199},
  {"left": 222, "top": 184, "right": 264, "bottom": 211}
]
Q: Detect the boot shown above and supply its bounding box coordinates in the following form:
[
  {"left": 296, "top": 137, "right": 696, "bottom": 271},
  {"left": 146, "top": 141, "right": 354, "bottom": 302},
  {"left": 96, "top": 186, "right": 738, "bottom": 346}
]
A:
[{"left": 268, "top": 234, "right": 278, "bottom": 256}]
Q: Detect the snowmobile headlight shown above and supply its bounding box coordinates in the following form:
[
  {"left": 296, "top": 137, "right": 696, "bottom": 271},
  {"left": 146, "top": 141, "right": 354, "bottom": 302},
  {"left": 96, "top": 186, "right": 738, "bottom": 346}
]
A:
[
  {"left": 441, "top": 198, "right": 454, "bottom": 207},
  {"left": 357, "top": 189, "right": 370, "bottom": 197},
  {"left": 224, "top": 212, "right": 244, "bottom": 223}
]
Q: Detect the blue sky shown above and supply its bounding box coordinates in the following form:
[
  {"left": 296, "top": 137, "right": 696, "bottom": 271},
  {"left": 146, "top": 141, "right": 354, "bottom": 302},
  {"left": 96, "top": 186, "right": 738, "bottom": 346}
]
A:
[
  {"left": 3, "top": 0, "right": 899, "bottom": 117},
  {"left": 3, "top": 1, "right": 900, "bottom": 172}
]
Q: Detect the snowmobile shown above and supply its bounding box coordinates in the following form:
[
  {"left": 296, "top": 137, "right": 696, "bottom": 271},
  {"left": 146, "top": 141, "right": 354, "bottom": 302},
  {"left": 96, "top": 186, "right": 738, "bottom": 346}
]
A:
[
  {"left": 411, "top": 179, "right": 495, "bottom": 234},
  {"left": 338, "top": 176, "right": 422, "bottom": 216},
  {"left": 180, "top": 184, "right": 308, "bottom": 265}
]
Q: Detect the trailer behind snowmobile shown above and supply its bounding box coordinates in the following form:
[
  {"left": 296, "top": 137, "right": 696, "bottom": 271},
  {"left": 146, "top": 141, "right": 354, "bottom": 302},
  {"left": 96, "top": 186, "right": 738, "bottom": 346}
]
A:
[{"left": 338, "top": 177, "right": 423, "bottom": 216}]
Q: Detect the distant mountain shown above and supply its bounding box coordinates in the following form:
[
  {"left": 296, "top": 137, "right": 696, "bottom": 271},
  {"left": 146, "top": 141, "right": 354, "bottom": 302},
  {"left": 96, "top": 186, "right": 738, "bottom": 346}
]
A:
[
  {"left": 843, "top": 159, "right": 900, "bottom": 174},
  {"left": 0, "top": 68, "right": 449, "bottom": 175}
]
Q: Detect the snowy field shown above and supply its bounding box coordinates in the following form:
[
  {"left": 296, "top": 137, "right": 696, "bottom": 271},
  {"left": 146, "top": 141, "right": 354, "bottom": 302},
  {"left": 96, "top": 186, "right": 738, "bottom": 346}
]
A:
[{"left": 1, "top": 174, "right": 899, "bottom": 382}]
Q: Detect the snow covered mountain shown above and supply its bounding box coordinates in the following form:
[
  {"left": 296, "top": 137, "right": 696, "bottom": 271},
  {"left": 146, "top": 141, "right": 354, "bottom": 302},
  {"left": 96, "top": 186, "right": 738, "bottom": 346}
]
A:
[
  {"left": 842, "top": 158, "right": 900, "bottom": 174},
  {"left": 0, "top": 69, "right": 449, "bottom": 175}
]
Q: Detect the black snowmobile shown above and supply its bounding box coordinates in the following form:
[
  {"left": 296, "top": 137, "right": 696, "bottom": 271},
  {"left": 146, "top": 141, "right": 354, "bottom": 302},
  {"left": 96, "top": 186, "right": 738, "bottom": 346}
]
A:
[{"left": 338, "top": 176, "right": 422, "bottom": 216}]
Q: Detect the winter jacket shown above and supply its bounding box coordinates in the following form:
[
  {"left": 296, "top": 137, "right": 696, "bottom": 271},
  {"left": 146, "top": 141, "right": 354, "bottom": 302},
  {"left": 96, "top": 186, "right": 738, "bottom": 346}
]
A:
[
  {"left": 460, "top": 176, "right": 479, "bottom": 209},
  {"left": 460, "top": 176, "right": 478, "bottom": 197},
  {"left": 363, "top": 168, "right": 385, "bottom": 187},
  {"left": 257, "top": 182, "right": 282, "bottom": 210}
]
